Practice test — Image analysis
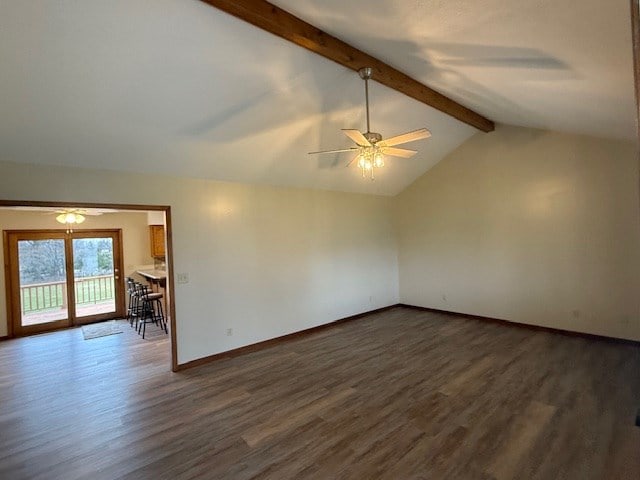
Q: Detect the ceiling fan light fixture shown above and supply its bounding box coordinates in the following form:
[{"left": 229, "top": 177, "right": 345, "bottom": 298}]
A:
[
  {"left": 56, "top": 212, "right": 85, "bottom": 225},
  {"left": 357, "top": 147, "right": 380, "bottom": 178},
  {"left": 56, "top": 210, "right": 87, "bottom": 233}
]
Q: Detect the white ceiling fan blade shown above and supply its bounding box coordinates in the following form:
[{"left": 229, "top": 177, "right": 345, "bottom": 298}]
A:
[
  {"left": 54, "top": 208, "right": 104, "bottom": 216},
  {"left": 308, "top": 147, "right": 358, "bottom": 155},
  {"left": 345, "top": 152, "right": 360, "bottom": 168},
  {"left": 384, "top": 147, "right": 417, "bottom": 158},
  {"left": 342, "top": 129, "right": 371, "bottom": 147},
  {"left": 378, "top": 128, "right": 431, "bottom": 147}
]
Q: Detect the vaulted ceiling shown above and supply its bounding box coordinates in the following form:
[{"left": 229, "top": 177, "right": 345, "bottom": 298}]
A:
[
  {"left": 0, "top": 1, "right": 635, "bottom": 196},
  {"left": 275, "top": 0, "right": 636, "bottom": 142}
]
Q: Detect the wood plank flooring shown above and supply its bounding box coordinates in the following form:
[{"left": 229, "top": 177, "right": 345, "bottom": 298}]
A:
[{"left": 0, "top": 307, "right": 638, "bottom": 479}]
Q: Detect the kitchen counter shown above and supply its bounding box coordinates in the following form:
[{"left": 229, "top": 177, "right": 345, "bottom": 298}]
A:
[
  {"left": 137, "top": 269, "right": 167, "bottom": 291},
  {"left": 136, "top": 269, "right": 167, "bottom": 281}
]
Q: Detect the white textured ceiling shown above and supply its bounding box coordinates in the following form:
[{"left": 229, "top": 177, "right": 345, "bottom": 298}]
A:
[
  {"left": 0, "top": 1, "right": 635, "bottom": 197},
  {"left": 275, "top": 0, "right": 636, "bottom": 141}
]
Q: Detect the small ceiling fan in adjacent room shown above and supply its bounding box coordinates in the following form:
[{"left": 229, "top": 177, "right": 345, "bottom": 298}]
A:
[
  {"left": 309, "top": 67, "right": 431, "bottom": 179},
  {"left": 8, "top": 206, "right": 116, "bottom": 232},
  {"left": 53, "top": 208, "right": 105, "bottom": 233}
]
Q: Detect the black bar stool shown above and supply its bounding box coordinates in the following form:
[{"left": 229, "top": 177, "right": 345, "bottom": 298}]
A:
[
  {"left": 126, "top": 278, "right": 143, "bottom": 328},
  {"left": 136, "top": 283, "right": 168, "bottom": 339}
]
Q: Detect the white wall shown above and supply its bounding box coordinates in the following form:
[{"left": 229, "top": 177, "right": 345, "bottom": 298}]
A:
[
  {"left": 395, "top": 125, "right": 640, "bottom": 341},
  {"left": 4, "top": 124, "right": 636, "bottom": 358},
  {"left": 0, "top": 161, "right": 399, "bottom": 362},
  {"left": 0, "top": 210, "right": 154, "bottom": 337}
]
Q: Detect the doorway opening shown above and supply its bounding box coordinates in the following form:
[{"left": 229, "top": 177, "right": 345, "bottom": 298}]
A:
[{"left": 0, "top": 200, "right": 177, "bottom": 371}]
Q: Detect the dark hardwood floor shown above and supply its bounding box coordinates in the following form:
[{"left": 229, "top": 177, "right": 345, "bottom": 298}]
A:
[{"left": 0, "top": 307, "right": 638, "bottom": 479}]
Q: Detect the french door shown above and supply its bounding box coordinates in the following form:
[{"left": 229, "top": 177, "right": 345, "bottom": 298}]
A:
[{"left": 4, "top": 229, "right": 125, "bottom": 336}]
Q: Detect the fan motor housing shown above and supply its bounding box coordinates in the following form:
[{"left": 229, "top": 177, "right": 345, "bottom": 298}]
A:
[{"left": 364, "top": 132, "right": 382, "bottom": 144}]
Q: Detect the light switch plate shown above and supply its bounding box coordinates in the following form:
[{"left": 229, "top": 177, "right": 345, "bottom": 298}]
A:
[{"left": 176, "top": 273, "right": 189, "bottom": 284}]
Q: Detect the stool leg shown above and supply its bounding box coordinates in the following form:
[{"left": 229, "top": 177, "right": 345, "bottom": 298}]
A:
[
  {"left": 129, "top": 294, "right": 136, "bottom": 327},
  {"left": 132, "top": 297, "right": 137, "bottom": 330},
  {"left": 156, "top": 300, "right": 167, "bottom": 334},
  {"left": 137, "top": 299, "right": 147, "bottom": 336},
  {"left": 144, "top": 300, "right": 153, "bottom": 339},
  {"left": 140, "top": 302, "right": 148, "bottom": 339},
  {"left": 128, "top": 295, "right": 132, "bottom": 325}
]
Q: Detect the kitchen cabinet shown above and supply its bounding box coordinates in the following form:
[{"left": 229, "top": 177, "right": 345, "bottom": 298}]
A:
[{"left": 149, "top": 225, "right": 165, "bottom": 258}]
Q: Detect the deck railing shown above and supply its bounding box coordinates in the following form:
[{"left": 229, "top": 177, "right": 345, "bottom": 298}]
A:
[{"left": 20, "top": 274, "right": 115, "bottom": 314}]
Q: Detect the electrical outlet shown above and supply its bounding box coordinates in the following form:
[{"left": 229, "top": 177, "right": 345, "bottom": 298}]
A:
[
  {"left": 176, "top": 273, "right": 189, "bottom": 284},
  {"left": 226, "top": 328, "right": 233, "bottom": 336}
]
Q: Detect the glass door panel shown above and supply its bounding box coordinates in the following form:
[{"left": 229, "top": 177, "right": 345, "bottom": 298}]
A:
[
  {"left": 17, "top": 238, "right": 69, "bottom": 327},
  {"left": 72, "top": 237, "right": 116, "bottom": 319},
  {"left": 6, "top": 229, "right": 125, "bottom": 336}
]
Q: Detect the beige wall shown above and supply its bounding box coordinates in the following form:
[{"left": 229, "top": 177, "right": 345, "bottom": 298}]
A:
[
  {"left": 0, "top": 162, "right": 400, "bottom": 363},
  {"left": 395, "top": 125, "right": 640, "bottom": 341},
  {"left": 3, "top": 123, "right": 638, "bottom": 359},
  {"left": 0, "top": 210, "right": 154, "bottom": 337}
]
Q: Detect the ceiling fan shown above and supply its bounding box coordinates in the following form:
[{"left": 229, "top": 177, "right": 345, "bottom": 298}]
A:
[
  {"left": 52, "top": 208, "right": 104, "bottom": 232},
  {"left": 309, "top": 67, "right": 431, "bottom": 179},
  {"left": 53, "top": 208, "right": 99, "bottom": 222},
  {"left": 7, "top": 206, "right": 117, "bottom": 232}
]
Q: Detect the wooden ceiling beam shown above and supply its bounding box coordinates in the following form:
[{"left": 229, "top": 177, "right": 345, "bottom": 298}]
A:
[{"left": 199, "top": 0, "right": 495, "bottom": 132}]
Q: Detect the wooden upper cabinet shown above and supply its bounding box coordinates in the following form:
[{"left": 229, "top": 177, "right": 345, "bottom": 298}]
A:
[{"left": 149, "top": 225, "right": 165, "bottom": 258}]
